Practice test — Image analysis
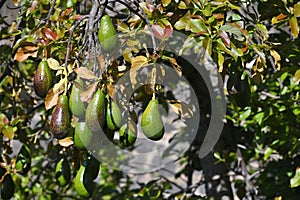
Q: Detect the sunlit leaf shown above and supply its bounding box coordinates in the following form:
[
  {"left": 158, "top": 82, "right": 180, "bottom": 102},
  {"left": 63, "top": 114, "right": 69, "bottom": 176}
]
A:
[
  {"left": 294, "top": 2, "right": 300, "bottom": 17},
  {"left": 58, "top": 137, "right": 74, "bottom": 147},
  {"left": 162, "top": 0, "right": 171, "bottom": 7},
  {"left": 293, "top": 69, "right": 300, "bottom": 84},
  {"left": 290, "top": 167, "right": 300, "bottom": 188},
  {"left": 131, "top": 56, "right": 148, "bottom": 69},
  {"left": 270, "top": 50, "right": 281, "bottom": 70},
  {"left": 2, "top": 125, "right": 15, "bottom": 140}
]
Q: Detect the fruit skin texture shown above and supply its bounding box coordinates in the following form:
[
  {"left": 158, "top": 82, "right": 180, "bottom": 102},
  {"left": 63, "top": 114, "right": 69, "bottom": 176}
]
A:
[
  {"left": 106, "top": 96, "right": 122, "bottom": 130},
  {"left": 86, "top": 89, "right": 105, "bottom": 132},
  {"left": 50, "top": 95, "right": 71, "bottom": 139},
  {"left": 98, "top": 15, "right": 118, "bottom": 52},
  {"left": 15, "top": 145, "right": 31, "bottom": 175},
  {"left": 119, "top": 121, "right": 137, "bottom": 147},
  {"left": 0, "top": 167, "right": 14, "bottom": 200},
  {"left": 74, "top": 122, "right": 93, "bottom": 150},
  {"left": 55, "top": 157, "right": 71, "bottom": 186},
  {"left": 69, "top": 79, "right": 85, "bottom": 118},
  {"left": 34, "top": 60, "right": 52, "bottom": 98},
  {"left": 141, "top": 99, "right": 164, "bottom": 141}
]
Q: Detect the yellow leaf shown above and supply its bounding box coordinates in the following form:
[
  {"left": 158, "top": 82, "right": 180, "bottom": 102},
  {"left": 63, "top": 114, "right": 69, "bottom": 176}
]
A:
[
  {"left": 58, "top": 137, "right": 74, "bottom": 147},
  {"left": 2, "top": 125, "right": 14, "bottom": 140},
  {"left": 271, "top": 13, "right": 287, "bottom": 24},
  {"left": 294, "top": 2, "right": 300, "bottom": 17},
  {"left": 167, "top": 57, "right": 182, "bottom": 76},
  {"left": 47, "top": 58, "right": 62, "bottom": 70},
  {"left": 289, "top": 16, "right": 299, "bottom": 38}
]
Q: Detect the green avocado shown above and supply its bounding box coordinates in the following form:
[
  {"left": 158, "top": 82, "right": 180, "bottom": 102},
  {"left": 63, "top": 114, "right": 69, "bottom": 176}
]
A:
[
  {"left": 69, "top": 78, "right": 85, "bottom": 118},
  {"left": 141, "top": 99, "right": 164, "bottom": 141},
  {"left": 98, "top": 15, "right": 119, "bottom": 52},
  {"left": 106, "top": 96, "right": 122, "bottom": 131},
  {"left": 55, "top": 157, "right": 71, "bottom": 186}
]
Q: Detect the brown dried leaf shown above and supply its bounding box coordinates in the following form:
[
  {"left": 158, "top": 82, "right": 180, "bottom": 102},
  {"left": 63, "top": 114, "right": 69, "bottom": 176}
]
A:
[
  {"left": 107, "top": 84, "right": 116, "bottom": 99},
  {"left": 98, "top": 54, "right": 106, "bottom": 71},
  {"left": 14, "top": 46, "right": 38, "bottom": 62},
  {"left": 80, "top": 83, "right": 98, "bottom": 103},
  {"left": 58, "top": 137, "right": 74, "bottom": 147},
  {"left": 75, "top": 67, "right": 98, "bottom": 80},
  {"left": 45, "top": 88, "right": 59, "bottom": 110}
]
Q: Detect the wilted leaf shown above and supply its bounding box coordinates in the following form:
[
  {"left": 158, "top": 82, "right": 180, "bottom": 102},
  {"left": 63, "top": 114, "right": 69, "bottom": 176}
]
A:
[
  {"left": 75, "top": 67, "right": 98, "bottom": 80},
  {"left": 47, "top": 58, "right": 62, "bottom": 70},
  {"left": 45, "top": 88, "right": 59, "bottom": 110},
  {"left": 289, "top": 16, "right": 299, "bottom": 38},
  {"left": 80, "top": 82, "right": 98, "bottom": 103},
  {"left": 58, "top": 137, "right": 74, "bottom": 147},
  {"left": 14, "top": 45, "right": 38, "bottom": 62},
  {"left": 145, "top": 68, "right": 156, "bottom": 94},
  {"left": 218, "top": 52, "right": 225, "bottom": 73},
  {"left": 2, "top": 125, "right": 15, "bottom": 140}
]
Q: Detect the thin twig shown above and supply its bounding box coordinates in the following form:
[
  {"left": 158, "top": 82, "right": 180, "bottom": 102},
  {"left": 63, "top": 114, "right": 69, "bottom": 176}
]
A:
[{"left": 45, "top": 0, "right": 57, "bottom": 25}]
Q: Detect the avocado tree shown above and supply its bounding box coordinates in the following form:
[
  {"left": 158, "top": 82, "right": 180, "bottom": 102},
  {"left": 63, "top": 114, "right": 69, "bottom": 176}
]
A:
[{"left": 1, "top": 0, "right": 300, "bottom": 199}]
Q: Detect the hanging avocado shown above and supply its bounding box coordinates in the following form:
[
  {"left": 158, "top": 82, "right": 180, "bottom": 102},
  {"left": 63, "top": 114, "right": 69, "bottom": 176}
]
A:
[
  {"left": 141, "top": 99, "right": 164, "bottom": 141},
  {"left": 98, "top": 15, "right": 119, "bottom": 53},
  {"left": 50, "top": 95, "right": 71, "bottom": 139},
  {"left": 34, "top": 60, "right": 52, "bottom": 98}
]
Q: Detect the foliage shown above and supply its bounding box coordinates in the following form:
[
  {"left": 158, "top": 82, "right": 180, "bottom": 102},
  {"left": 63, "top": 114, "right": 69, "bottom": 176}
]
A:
[{"left": 0, "top": 0, "right": 300, "bottom": 199}]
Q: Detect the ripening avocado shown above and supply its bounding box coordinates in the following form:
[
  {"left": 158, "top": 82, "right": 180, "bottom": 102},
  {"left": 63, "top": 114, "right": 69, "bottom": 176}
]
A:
[
  {"left": 50, "top": 95, "right": 71, "bottom": 139},
  {"left": 69, "top": 79, "right": 85, "bottom": 118},
  {"left": 141, "top": 99, "right": 164, "bottom": 141},
  {"left": 106, "top": 96, "right": 122, "bottom": 130},
  {"left": 55, "top": 157, "right": 71, "bottom": 186},
  {"left": 34, "top": 60, "right": 53, "bottom": 98},
  {"left": 74, "top": 122, "right": 93, "bottom": 150},
  {"left": 86, "top": 89, "right": 105, "bottom": 132},
  {"left": 98, "top": 15, "right": 119, "bottom": 52},
  {"left": 74, "top": 162, "right": 94, "bottom": 197},
  {"left": 119, "top": 120, "right": 137, "bottom": 147},
  {"left": 15, "top": 145, "right": 31, "bottom": 175},
  {"left": 0, "top": 167, "right": 14, "bottom": 200}
]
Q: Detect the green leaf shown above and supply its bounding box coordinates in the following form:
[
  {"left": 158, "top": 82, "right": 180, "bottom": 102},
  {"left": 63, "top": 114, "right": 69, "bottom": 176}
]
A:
[
  {"left": 239, "top": 107, "right": 251, "bottom": 121},
  {"left": 254, "top": 112, "right": 264, "bottom": 125},
  {"left": 162, "top": 0, "right": 171, "bottom": 7},
  {"left": 290, "top": 167, "right": 300, "bottom": 188},
  {"left": 187, "top": 19, "right": 207, "bottom": 33},
  {"left": 263, "top": 147, "right": 274, "bottom": 161}
]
